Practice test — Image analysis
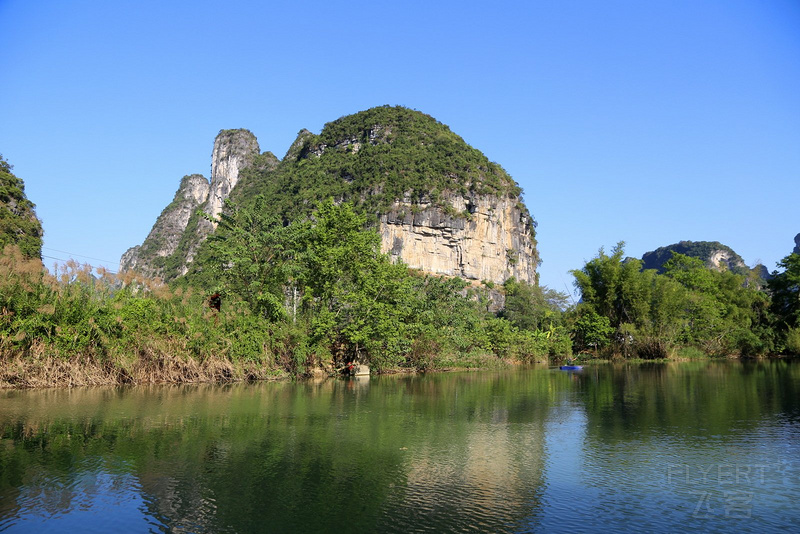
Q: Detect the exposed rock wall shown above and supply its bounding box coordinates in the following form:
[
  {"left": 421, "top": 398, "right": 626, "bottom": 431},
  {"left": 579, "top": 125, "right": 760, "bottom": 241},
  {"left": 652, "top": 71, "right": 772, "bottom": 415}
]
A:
[
  {"left": 706, "top": 249, "right": 747, "bottom": 272},
  {"left": 205, "top": 129, "right": 260, "bottom": 224},
  {"left": 380, "top": 193, "right": 537, "bottom": 285},
  {"left": 120, "top": 129, "right": 259, "bottom": 278},
  {"left": 120, "top": 174, "right": 210, "bottom": 277}
]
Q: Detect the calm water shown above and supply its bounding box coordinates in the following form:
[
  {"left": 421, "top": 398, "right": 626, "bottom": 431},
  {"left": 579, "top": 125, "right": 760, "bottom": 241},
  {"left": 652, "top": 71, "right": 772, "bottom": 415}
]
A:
[{"left": 0, "top": 361, "right": 798, "bottom": 533}]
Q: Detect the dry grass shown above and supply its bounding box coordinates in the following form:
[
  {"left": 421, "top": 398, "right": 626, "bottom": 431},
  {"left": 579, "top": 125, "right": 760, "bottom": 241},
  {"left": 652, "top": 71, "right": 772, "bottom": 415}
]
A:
[{"left": 0, "top": 340, "right": 284, "bottom": 389}]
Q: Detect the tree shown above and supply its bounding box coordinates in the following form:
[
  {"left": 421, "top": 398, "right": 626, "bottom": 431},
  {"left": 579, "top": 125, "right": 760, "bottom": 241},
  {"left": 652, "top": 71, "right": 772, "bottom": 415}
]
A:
[
  {"left": 571, "top": 306, "right": 613, "bottom": 353},
  {"left": 501, "top": 278, "right": 568, "bottom": 331},
  {"left": 206, "top": 195, "right": 296, "bottom": 321},
  {"left": 770, "top": 253, "right": 800, "bottom": 328},
  {"left": 571, "top": 242, "right": 653, "bottom": 329},
  {"left": 571, "top": 243, "right": 691, "bottom": 357},
  {"left": 298, "top": 199, "right": 414, "bottom": 367},
  {"left": 769, "top": 253, "right": 800, "bottom": 353}
]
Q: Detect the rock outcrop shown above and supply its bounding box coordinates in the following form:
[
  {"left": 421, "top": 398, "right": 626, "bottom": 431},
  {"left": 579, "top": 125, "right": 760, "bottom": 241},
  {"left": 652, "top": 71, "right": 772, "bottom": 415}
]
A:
[
  {"left": 794, "top": 233, "right": 800, "bottom": 255},
  {"left": 120, "top": 129, "right": 259, "bottom": 278},
  {"left": 380, "top": 193, "right": 536, "bottom": 284},
  {"left": 641, "top": 241, "right": 748, "bottom": 275},
  {"left": 120, "top": 174, "right": 210, "bottom": 277},
  {"left": 204, "top": 129, "right": 260, "bottom": 224}
]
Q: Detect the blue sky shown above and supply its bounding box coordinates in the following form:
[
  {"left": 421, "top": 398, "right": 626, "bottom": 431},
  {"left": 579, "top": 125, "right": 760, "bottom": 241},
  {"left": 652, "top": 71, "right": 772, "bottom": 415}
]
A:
[{"left": 1, "top": 0, "right": 798, "bottom": 292}]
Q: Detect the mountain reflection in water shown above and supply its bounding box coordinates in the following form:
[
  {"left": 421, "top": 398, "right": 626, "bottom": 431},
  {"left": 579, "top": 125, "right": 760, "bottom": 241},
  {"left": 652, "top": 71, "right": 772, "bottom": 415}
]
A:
[{"left": 0, "top": 361, "right": 798, "bottom": 533}]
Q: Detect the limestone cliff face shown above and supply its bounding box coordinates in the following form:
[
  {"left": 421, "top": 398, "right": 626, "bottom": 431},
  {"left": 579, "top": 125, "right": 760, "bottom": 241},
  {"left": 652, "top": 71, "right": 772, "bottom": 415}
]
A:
[
  {"left": 187, "top": 129, "right": 260, "bottom": 268},
  {"left": 120, "top": 129, "right": 259, "bottom": 279},
  {"left": 205, "top": 129, "right": 260, "bottom": 223},
  {"left": 120, "top": 174, "right": 210, "bottom": 277},
  {"left": 705, "top": 249, "right": 747, "bottom": 272},
  {"left": 380, "top": 193, "right": 537, "bottom": 285}
]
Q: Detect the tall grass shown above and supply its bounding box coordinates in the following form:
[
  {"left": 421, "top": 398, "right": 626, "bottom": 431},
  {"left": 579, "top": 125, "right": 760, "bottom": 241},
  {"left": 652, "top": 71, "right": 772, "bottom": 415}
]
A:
[{"left": 0, "top": 245, "right": 283, "bottom": 387}]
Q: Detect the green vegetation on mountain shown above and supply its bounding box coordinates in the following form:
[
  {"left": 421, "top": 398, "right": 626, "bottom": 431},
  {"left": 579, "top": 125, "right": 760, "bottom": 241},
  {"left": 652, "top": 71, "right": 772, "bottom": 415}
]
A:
[
  {"left": 571, "top": 242, "right": 774, "bottom": 358},
  {"left": 0, "top": 198, "right": 564, "bottom": 387},
  {"left": 641, "top": 240, "right": 748, "bottom": 275},
  {"left": 0, "top": 155, "right": 42, "bottom": 260},
  {"left": 231, "top": 106, "right": 530, "bottom": 226}
]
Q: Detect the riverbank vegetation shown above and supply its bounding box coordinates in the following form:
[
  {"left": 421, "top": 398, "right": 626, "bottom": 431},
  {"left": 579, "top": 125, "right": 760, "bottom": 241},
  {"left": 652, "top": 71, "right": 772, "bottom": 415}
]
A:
[
  {"left": 2, "top": 197, "right": 800, "bottom": 388},
  {"left": 3, "top": 144, "right": 800, "bottom": 387},
  {"left": 570, "top": 242, "right": 799, "bottom": 360},
  {"left": 0, "top": 199, "right": 570, "bottom": 387}
]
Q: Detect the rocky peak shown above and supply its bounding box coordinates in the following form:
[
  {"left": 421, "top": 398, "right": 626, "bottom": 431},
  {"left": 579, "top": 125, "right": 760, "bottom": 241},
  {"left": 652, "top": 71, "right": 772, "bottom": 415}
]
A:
[
  {"left": 121, "top": 130, "right": 260, "bottom": 279},
  {"left": 283, "top": 129, "right": 314, "bottom": 161},
  {"left": 794, "top": 233, "right": 800, "bottom": 255},
  {"left": 119, "top": 174, "right": 210, "bottom": 277},
  {"left": 205, "top": 129, "right": 260, "bottom": 223}
]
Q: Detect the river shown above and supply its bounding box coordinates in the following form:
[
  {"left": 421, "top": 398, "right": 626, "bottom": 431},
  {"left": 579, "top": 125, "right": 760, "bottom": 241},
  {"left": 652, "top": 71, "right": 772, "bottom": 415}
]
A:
[{"left": 1, "top": 360, "right": 798, "bottom": 532}]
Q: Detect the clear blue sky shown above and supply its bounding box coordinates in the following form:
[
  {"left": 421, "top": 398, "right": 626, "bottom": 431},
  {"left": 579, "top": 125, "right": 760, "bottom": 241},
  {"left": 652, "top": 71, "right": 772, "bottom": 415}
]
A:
[{"left": 1, "top": 0, "right": 798, "bottom": 293}]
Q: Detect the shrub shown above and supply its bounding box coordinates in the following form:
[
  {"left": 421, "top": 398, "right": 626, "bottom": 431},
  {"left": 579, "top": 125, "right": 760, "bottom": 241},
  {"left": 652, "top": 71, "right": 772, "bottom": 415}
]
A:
[{"left": 785, "top": 327, "right": 800, "bottom": 355}]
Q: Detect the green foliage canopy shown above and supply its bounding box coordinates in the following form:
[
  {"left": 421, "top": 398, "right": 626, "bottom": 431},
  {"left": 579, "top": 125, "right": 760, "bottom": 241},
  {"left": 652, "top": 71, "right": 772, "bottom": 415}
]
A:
[{"left": 571, "top": 243, "right": 773, "bottom": 357}]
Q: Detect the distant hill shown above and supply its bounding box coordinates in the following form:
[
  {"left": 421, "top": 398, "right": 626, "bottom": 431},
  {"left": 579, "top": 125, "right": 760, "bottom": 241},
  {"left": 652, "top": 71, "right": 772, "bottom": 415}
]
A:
[
  {"left": 641, "top": 241, "right": 748, "bottom": 275},
  {"left": 0, "top": 154, "right": 42, "bottom": 259}
]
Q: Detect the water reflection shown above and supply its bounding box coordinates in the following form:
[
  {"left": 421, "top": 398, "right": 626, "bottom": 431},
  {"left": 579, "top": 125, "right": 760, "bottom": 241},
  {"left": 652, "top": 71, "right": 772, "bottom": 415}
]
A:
[{"left": 0, "top": 361, "right": 798, "bottom": 532}]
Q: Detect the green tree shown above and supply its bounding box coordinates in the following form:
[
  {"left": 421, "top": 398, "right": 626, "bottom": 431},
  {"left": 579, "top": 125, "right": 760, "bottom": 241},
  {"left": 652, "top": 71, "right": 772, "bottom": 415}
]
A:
[
  {"left": 206, "top": 196, "right": 296, "bottom": 321},
  {"left": 500, "top": 278, "right": 568, "bottom": 332},
  {"left": 298, "top": 199, "right": 415, "bottom": 368},
  {"left": 571, "top": 242, "right": 653, "bottom": 329},
  {"left": 770, "top": 253, "right": 800, "bottom": 328},
  {"left": 769, "top": 253, "right": 800, "bottom": 353},
  {"left": 571, "top": 244, "right": 691, "bottom": 357},
  {"left": 664, "top": 252, "right": 773, "bottom": 355},
  {"left": 571, "top": 306, "right": 613, "bottom": 353}
]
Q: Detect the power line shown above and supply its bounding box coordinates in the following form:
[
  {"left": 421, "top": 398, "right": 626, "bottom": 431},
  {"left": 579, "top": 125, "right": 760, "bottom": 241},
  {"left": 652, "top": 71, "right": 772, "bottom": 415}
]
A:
[
  {"left": 42, "top": 255, "right": 118, "bottom": 274},
  {"left": 42, "top": 247, "right": 119, "bottom": 265},
  {"left": 43, "top": 254, "right": 69, "bottom": 263}
]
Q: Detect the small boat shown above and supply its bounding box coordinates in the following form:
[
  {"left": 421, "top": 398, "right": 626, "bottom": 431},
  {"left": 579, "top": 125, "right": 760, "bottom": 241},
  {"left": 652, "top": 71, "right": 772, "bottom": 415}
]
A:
[{"left": 559, "top": 365, "right": 583, "bottom": 371}]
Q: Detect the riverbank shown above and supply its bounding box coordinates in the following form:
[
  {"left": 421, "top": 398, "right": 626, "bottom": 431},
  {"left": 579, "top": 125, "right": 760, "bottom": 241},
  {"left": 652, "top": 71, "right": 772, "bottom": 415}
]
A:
[
  {"left": 0, "top": 342, "right": 287, "bottom": 389},
  {"left": 5, "top": 343, "right": 790, "bottom": 389},
  {"left": 0, "top": 339, "right": 540, "bottom": 389}
]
